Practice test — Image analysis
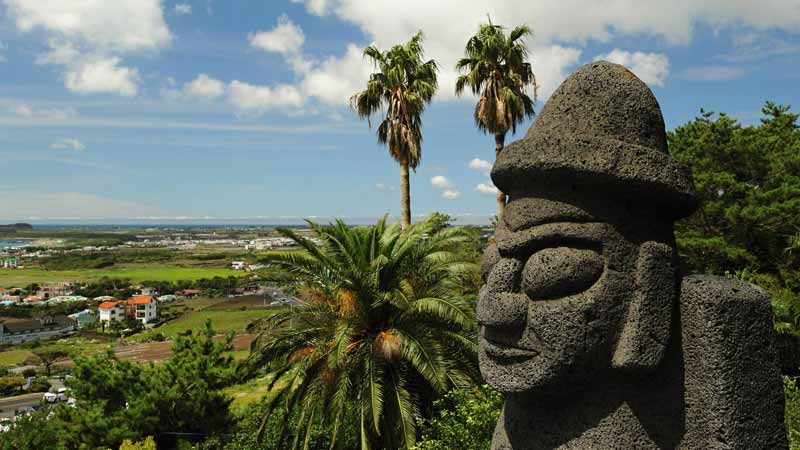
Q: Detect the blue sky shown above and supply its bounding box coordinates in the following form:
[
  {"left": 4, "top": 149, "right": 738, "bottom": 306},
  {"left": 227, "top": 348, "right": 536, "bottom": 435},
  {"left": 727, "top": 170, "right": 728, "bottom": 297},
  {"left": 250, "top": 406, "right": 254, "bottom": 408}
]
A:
[{"left": 0, "top": 0, "right": 798, "bottom": 224}]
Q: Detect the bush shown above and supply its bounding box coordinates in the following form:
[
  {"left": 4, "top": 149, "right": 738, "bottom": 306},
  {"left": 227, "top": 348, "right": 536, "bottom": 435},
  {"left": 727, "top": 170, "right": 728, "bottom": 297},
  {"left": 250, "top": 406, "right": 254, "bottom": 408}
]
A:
[
  {"left": 0, "top": 375, "right": 24, "bottom": 396},
  {"left": 787, "top": 376, "right": 800, "bottom": 450},
  {"left": 28, "top": 376, "right": 51, "bottom": 393},
  {"left": 21, "top": 368, "right": 37, "bottom": 378},
  {"left": 414, "top": 385, "right": 503, "bottom": 450}
]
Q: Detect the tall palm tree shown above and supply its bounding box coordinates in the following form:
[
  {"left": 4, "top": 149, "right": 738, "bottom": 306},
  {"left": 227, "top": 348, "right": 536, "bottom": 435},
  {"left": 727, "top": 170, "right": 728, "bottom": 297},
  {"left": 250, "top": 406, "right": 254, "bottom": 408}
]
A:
[
  {"left": 456, "top": 20, "right": 537, "bottom": 224},
  {"left": 248, "top": 217, "right": 479, "bottom": 450},
  {"left": 351, "top": 32, "right": 438, "bottom": 231}
]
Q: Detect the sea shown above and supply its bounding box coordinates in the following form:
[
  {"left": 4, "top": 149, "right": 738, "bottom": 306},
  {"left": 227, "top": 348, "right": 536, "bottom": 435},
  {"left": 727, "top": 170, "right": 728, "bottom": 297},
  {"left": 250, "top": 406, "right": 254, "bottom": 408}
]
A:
[{"left": 0, "top": 240, "right": 29, "bottom": 250}]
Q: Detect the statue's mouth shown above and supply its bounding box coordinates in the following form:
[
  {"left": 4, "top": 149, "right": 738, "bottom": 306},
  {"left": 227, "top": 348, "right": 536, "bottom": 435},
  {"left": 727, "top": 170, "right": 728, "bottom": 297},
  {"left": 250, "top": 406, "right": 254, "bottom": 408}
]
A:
[{"left": 480, "top": 326, "right": 538, "bottom": 360}]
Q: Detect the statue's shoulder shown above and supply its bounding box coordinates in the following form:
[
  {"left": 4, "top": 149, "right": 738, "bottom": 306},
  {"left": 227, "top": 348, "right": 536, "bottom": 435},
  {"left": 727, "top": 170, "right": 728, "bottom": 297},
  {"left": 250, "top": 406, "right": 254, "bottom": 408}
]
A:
[
  {"left": 680, "top": 274, "right": 772, "bottom": 318},
  {"left": 678, "top": 275, "right": 787, "bottom": 450}
]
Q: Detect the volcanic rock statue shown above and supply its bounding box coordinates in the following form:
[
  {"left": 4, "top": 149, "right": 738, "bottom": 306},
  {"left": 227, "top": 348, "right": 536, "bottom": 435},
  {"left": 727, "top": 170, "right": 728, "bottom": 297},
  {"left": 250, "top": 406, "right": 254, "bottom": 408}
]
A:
[{"left": 477, "top": 61, "right": 787, "bottom": 450}]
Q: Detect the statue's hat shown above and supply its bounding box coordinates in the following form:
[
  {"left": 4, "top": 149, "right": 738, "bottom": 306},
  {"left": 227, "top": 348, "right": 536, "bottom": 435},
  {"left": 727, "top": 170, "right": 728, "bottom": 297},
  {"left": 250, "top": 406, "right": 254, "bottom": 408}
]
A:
[{"left": 492, "top": 61, "right": 698, "bottom": 219}]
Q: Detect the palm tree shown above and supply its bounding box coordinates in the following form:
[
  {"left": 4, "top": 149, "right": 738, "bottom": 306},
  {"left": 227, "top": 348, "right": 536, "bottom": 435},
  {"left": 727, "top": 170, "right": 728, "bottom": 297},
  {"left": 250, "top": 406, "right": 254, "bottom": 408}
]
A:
[
  {"left": 351, "top": 32, "right": 438, "bottom": 231},
  {"left": 456, "top": 19, "right": 537, "bottom": 224},
  {"left": 248, "top": 216, "right": 479, "bottom": 450}
]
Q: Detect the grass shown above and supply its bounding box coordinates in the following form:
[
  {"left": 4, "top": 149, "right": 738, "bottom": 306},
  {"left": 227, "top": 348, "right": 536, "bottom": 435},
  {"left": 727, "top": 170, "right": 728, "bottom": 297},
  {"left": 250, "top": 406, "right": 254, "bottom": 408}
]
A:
[
  {"left": 133, "top": 308, "right": 276, "bottom": 341},
  {"left": 0, "top": 349, "right": 33, "bottom": 368},
  {"left": 0, "top": 266, "right": 241, "bottom": 287},
  {"left": 226, "top": 374, "right": 286, "bottom": 411}
]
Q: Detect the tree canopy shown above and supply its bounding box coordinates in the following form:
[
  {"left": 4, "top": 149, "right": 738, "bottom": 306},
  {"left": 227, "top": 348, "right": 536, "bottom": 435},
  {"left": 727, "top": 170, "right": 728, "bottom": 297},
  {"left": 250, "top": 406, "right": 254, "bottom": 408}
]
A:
[
  {"left": 670, "top": 102, "right": 800, "bottom": 334},
  {"left": 248, "top": 216, "right": 480, "bottom": 450}
]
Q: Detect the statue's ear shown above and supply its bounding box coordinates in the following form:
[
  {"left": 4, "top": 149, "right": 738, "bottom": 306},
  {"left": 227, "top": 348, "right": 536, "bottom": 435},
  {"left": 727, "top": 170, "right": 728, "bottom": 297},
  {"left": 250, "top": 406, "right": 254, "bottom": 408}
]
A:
[{"left": 612, "top": 241, "right": 677, "bottom": 372}]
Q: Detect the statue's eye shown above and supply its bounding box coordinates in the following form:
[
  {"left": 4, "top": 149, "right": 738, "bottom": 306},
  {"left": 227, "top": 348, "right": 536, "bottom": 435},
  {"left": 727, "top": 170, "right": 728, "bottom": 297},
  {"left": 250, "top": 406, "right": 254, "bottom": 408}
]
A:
[{"left": 521, "top": 247, "right": 604, "bottom": 299}]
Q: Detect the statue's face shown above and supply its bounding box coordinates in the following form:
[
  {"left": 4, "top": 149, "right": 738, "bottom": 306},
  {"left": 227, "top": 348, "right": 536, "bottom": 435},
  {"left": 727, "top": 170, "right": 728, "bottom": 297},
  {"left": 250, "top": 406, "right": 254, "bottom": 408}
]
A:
[{"left": 478, "top": 197, "right": 641, "bottom": 395}]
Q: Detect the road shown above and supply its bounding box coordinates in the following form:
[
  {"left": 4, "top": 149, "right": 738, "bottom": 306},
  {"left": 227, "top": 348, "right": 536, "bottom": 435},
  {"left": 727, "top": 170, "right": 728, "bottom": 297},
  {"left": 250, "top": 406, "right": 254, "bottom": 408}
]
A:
[
  {"left": 0, "top": 392, "right": 43, "bottom": 420},
  {"left": 0, "top": 379, "right": 65, "bottom": 420}
]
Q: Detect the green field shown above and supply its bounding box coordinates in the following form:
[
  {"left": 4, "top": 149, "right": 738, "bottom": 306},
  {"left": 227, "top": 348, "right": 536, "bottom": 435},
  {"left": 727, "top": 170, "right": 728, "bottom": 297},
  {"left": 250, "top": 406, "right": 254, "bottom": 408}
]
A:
[
  {"left": 0, "top": 349, "right": 33, "bottom": 368},
  {"left": 0, "top": 266, "right": 241, "bottom": 287},
  {"left": 135, "top": 308, "right": 276, "bottom": 341}
]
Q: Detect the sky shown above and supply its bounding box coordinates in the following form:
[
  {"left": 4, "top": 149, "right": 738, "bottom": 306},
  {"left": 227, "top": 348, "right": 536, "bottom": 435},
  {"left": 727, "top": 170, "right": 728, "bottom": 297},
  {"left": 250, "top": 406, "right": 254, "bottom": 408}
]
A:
[{"left": 0, "top": 0, "right": 798, "bottom": 224}]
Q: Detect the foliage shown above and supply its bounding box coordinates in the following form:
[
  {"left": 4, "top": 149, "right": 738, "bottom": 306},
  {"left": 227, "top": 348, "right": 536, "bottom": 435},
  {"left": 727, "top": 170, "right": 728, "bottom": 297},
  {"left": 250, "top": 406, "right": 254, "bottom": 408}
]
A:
[
  {"left": 455, "top": 18, "right": 537, "bottom": 221},
  {"left": 248, "top": 217, "right": 480, "bottom": 450},
  {"left": 455, "top": 19, "right": 537, "bottom": 136},
  {"left": 120, "top": 436, "right": 158, "bottom": 450},
  {"left": 0, "top": 374, "right": 24, "bottom": 395},
  {"left": 670, "top": 103, "right": 800, "bottom": 335},
  {"left": 351, "top": 31, "right": 438, "bottom": 229},
  {"left": 414, "top": 385, "right": 502, "bottom": 450},
  {"left": 786, "top": 376, "right": 800, "bottom": 449},
  {"left": 351, "top": 31, "right": 438, "bottom": 171},
  {"left": 0, "top": 409, "right": 68, "bottom": 450},
  {"left": 4, "top": 321, "right": 240, "bottom": 450},
  {"left": 33, "top": 347, "right": 69, "bottom": 376}
]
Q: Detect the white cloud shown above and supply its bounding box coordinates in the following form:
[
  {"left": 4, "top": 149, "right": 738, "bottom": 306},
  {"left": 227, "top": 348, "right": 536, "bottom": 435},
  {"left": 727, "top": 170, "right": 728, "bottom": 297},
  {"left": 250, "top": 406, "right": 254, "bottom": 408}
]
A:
[
  {"left": 49, "top": 138, "right": 85, "bottom": 151},
  {"left": 249, "top": 15, "right": 305, "bottom": 55},
  {"left": 299, "top": 43, "right": 373, "bottom": 106},
  {"left": 475, "top": 182, "right": 499, "bottom": 196},
  {"left": 0, "top": 41, "right": 6, "bottom": 62},
  {"left": 441, "top": 189, "right": 460, "bottom": 200},
  {"left": 228, "top": 80, "right": 305, "bottom": 115},
  {"left": 681, "top": 66, "right": 747, "bottom": 81},
  {"left": 286, "top": 0, "right": 800, "bottom": 105},
  {"left": 0, "top": 190, "right": 161, "bottom": 219},
  {"left": 7, "top": 103, "right": 77, "bottom": 119},
  {"left": 595, "top": 49, "right": 670, "bottom": 86},
  {"left": 174, "top": 3, "right": 192, "bottom": 15},
  {"left": 375, "top": 183, "right": 395, "bottom": 192},
  {"left": 64, "top": 57, "right": 140, "bottom": 96},
  {"left": 4, "top": 0, "right": 171, "bottom": 96},
  {"left": 291, "top": 0, "right": 330, "bottom": 15},
  {"left": 4, "top": 0, "right": 171, "bottom": 52},
  {"left": 430, "top": 176, "right": 460, "bottom": 199},
  {"left": 179, "top": 73, "right": 226, "bottom": 100},
  {"left": 430, "top": 175, "right": 452, "bottom": 190},
  {"left": 468, "top": 158, "right": 493, "bottom": 172}
]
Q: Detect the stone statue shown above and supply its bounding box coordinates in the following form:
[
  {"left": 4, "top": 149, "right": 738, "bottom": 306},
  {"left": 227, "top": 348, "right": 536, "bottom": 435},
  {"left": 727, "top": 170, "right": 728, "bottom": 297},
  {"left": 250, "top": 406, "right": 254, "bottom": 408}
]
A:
[{"left": 477, "top": 61, "right": 787, "bottom": 450}]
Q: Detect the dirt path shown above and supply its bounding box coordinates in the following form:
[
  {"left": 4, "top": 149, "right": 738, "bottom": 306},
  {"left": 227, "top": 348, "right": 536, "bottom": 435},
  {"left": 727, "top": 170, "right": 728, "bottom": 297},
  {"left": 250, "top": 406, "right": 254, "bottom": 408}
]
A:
[{"left": 113, "top": 334, "right": 255, "bottom": 363}]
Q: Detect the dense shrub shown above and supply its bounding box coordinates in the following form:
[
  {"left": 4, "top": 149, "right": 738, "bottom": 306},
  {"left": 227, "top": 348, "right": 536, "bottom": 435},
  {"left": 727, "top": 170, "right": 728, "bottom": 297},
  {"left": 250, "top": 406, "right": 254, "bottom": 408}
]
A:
[{"left": 414, "top": 385, "right": 502, "bottom": 450}]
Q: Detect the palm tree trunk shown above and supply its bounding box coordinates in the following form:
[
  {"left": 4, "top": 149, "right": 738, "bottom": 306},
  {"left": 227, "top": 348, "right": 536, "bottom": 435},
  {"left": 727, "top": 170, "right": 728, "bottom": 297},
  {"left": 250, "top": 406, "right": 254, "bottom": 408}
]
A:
[
  {"left": 400, "top": 161, "right": 411, "bottom": 230},
  {"left": 495, "top": 133, "right": 507, "bottom": 224}
]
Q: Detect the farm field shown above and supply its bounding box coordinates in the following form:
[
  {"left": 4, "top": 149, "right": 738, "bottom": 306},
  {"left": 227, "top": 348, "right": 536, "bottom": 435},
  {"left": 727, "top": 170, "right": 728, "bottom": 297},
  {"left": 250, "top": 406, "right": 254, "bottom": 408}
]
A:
[
  {"left": 0, "top": 266, "right": 241, "bottom": 287},
  {"left": 130, "top": 307, "right": 278, "bottom": 341}
]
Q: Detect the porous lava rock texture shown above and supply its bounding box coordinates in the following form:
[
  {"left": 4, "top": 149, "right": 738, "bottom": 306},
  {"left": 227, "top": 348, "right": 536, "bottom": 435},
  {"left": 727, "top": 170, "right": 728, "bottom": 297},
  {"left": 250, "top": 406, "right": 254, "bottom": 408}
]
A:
[{"left": 478, "top": 61, "right": 787, "bottom": 450}]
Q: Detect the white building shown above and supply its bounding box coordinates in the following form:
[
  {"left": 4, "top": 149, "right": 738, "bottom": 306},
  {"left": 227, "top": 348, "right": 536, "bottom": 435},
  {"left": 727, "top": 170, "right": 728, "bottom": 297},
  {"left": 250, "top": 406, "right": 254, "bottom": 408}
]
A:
[
  {"left": 0, "top": 316, "right": 77, "bottom": 345},
  {"left": 231, "top": 261, "right": 246, "bottom": 270},
  {"left": 98, "top": 301, "right": 126, "bottom": 323},
  {"left": 129, "top": 295, "right": 158, "bottom": 324}
]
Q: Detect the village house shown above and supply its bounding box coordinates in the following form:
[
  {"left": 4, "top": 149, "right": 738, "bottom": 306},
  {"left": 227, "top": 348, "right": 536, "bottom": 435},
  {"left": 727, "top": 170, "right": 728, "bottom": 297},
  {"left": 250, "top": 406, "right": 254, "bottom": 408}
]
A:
[
  {"left": 38, "top": 282, "right": 76, "bottom": 299},
  {"left": 0, "top": 316, "right": 77, "bottom": 345},
  {"left": 97, "top": 296, "right": 158, "bottom": 325},
  {"left": 98, "top": 301, "right": 126, "bottom": 323},
  {"left": 68, "top": 309, "right": 97, "bottom": 329},
  {"left": 129, "top": 295, "right": 158, "bottom": 324},
  {"left": 2, "top": 257, "right": 19, "bottom": 269}
]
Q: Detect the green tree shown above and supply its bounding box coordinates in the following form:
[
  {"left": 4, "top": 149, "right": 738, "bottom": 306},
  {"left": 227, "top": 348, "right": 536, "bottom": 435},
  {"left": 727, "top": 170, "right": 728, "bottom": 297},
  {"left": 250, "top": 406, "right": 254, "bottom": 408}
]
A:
[
  {"left": 120, "top": 436, "right": 157, "bottom": 450},
  {"left": 669, "top": 103, "right": 800, "bottom": 338},
  {"left": 455, "top": 19, "right": 537, "bottom": 224},
  {"left": 414, "top": 385, "right": 502, "bottom": 450},
  {"left": 0, "top": 409, "right": 68, "bottom": 450},
  {"left": 786, "top": 376, "right": 800, "bottom": 449},
  {"left": 55, "top": 321, "right": 236, "bottom": 450},
  {"left": 33, "top": 348, "right": 68, "bottom": 376},
  {"left": 248, "top": 217, "right": 480, "bottom": 450},
  {"left": 351, "top": 32, "right": 439, "bottom": 230}
]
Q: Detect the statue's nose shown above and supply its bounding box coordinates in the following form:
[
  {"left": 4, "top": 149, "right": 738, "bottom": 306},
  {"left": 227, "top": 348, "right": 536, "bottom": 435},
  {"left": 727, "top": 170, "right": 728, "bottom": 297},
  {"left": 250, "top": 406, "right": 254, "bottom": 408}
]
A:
[
  {"left": 477, "top": 289, "right": 528, "bottom": 327},
  {"left": 477, "top": 258, "right": 526, "bottom": 327}
]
